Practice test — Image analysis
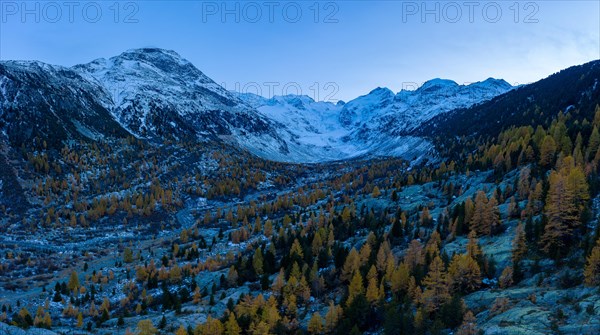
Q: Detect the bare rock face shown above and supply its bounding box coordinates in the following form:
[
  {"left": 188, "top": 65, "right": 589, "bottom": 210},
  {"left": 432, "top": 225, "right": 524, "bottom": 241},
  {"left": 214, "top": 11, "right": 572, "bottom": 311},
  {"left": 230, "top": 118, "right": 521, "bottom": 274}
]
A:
[{"left": 0, "top": 61, "right": 129, "bottom": 148}]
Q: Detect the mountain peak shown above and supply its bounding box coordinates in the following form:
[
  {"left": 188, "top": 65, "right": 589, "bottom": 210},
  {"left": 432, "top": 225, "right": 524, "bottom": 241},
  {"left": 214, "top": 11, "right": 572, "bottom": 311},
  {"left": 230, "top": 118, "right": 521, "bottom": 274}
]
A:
[
  {"left": 120, "top": 47, "right": 183, "bottom": 60},
  {"left": 419, "top": 78, "right": 459, "bottom": 91},
  {"left": 368, "top": 87, "right": 395, "bottom": 97},
  {"left": 111, "top": 47, "right": 190, "bottom": 70},
  {"left": 473, "top": 77, "right": 512, "bottom": 89}
]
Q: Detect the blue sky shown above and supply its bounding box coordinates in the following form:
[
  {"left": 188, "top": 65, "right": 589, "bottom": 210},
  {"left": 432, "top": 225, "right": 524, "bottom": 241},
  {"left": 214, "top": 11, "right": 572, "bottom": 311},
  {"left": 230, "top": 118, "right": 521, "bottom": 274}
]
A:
[{"left": 1, "top": 1, "right": 599, "bottom": 101}]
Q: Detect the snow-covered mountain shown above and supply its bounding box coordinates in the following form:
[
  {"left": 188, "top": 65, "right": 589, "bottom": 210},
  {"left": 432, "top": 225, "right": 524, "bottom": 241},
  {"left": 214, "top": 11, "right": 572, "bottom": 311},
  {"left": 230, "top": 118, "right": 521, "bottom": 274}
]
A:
[
  {"left": 235, "top": 78, "right": 512, "bottom": 162},
  {"left": 0, "top": 48, "right": 512, "bottom": 163},
  {"left": 0, "top": 60, "right": 130, "bottom": 147},
  {"left": 341, "top": 78, "right": 512, "bottom": 135},
  {"left": 73, "top": 48, "right": 290, "bottom": 156}
]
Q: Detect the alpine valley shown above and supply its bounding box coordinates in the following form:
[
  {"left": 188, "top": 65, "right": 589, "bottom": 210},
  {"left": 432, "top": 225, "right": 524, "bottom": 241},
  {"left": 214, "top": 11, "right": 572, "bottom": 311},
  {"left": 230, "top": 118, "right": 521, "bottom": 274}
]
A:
[{"left": 1, "top": 48, "right": 600, "bottom": 335}]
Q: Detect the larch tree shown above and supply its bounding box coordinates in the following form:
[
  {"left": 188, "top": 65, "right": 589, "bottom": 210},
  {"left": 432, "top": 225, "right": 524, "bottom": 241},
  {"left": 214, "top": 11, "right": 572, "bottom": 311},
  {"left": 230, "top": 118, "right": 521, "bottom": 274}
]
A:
[
  {"left": 346, "top": 271, "right": 364, "bottom": 306},
  {"left": 365, "top": 265, "right": 382, "bottom": 305},
  {"left": 591, "top": 125, "right": 600, "bottom": 157},
  {"left": 486, "top": 196, "right": 501, "bottom": 234},
  {"left": 137, "top": 319, "right": 158, "bottom": 335},
  {"left": 372, "top": 186, "right": 381, "bottom": 198},
  {"left": 307, "top": 312, "right": 324, "bottom": 334},
  {"left": 404, "top": 239, "right": 425, "bottom": 271},
  {"left": 448, "top": 253, "right": 481, "bottom": 293},
  {"left": 248, "top": 321, "right": 269, "bottom": 335},
  {"left": 470, "top": 191, "right": 491, "bottom": 236},
  {"left": 466, "top": 231, "right": 482, "bottom": 260},
  {"left": 67, "top": 271, "right": 80, "bottom": 292},
  {"left": 584, "top": 239, "right": 600, "bottom": 286},
  {"left": 498, "top": 266, "right": 514, "bottom": 289},
  {"left": 456, "top": 311, "right": 479, "bottom": 335},
  {"left": 541, "top": 161, "right": 589, "bottom": 257},
  {"left": 470, "top": 191, "right": 500, "bottom": 235},
  {"left": 224, "top": 312, "right": 241, "bottom": 335},
  {"left": 512, "top": 223, "right": 527, "bottom": 264},
  {"left": 324, "top": 301, "right": 343, "bottom": 332},
  {"left": 76, "top": 312, "right": 83, "bottom": 328},
  {"left": 389, "top": 262, "right": 410, "bottom": 295},
  {"left": 421, "top": 256, "right": 450, "bottom": 313},
  {"left": 289, "top": 239, "right": 304, "bottom": 260},
  {"left": 198, "top": 316, "right": 224, "bottom": 335},
  {"left": 227, "top": 266, "right": 239, "bottom": 287},
  {"left": 252, "top": 247, "right": 264, "bottom": 276},
  {"left": 539, "top": 135, "right": 557, "bottom": 167},
  {"left": 341, "top": 248, "right": 360, "bottom": 282}
]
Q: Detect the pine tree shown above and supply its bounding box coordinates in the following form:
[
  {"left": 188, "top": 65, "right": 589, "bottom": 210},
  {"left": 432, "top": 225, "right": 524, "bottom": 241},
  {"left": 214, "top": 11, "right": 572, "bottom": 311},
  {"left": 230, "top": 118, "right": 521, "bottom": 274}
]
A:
[{"left": 421, "top": 207, "right": 432, "bottom": 227}]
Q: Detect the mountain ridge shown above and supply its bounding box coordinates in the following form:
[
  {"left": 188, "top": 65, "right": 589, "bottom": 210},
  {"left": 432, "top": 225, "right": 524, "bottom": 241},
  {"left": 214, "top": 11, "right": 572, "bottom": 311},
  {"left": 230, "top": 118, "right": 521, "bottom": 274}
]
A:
[{"left": 0, "top": 47, "right": 521, "bottom": 163}]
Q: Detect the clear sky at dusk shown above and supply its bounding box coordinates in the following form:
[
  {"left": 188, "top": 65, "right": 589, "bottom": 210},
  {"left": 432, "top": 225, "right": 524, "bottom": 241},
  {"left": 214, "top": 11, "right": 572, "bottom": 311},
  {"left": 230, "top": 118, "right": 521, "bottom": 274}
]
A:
[{"left": 1, "top": 0, "right": 599, "bottom": 101}]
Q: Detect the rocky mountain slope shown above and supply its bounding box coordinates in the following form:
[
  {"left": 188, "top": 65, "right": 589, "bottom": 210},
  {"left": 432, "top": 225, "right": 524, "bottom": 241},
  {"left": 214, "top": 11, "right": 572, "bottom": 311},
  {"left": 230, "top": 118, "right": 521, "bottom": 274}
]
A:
[
  {"left": 0, "top": 61, "right": 130, "bottom": 148},
  {"left": 73, "top": 49, "right": 290, "bottom": 155},
  {"left": 1, "top": 48, "right": 513, "bottom": 163},
  {"left": 418, "top": 60, "right": 600, "bottom": 141}
]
